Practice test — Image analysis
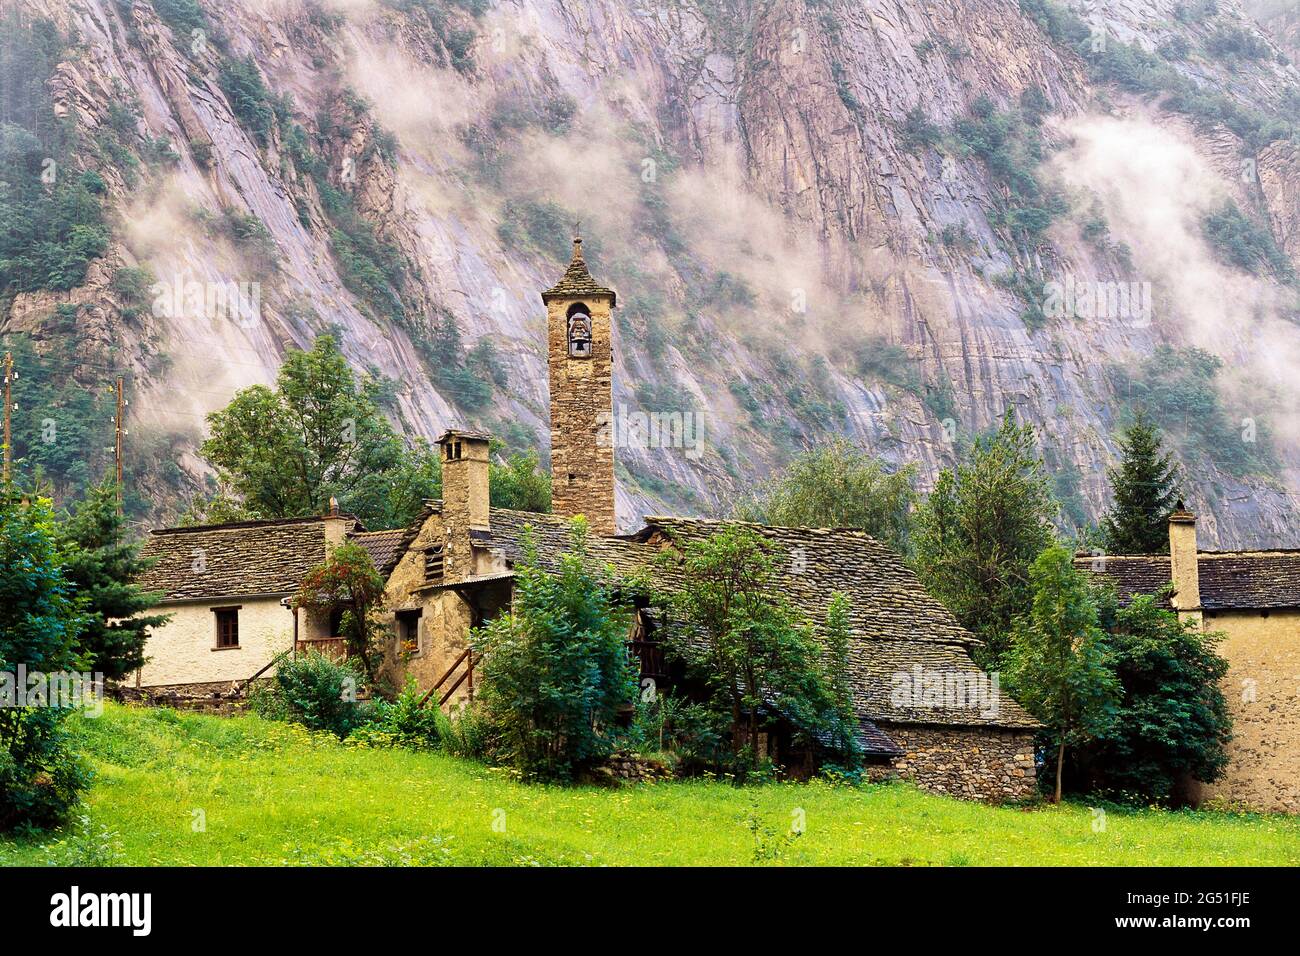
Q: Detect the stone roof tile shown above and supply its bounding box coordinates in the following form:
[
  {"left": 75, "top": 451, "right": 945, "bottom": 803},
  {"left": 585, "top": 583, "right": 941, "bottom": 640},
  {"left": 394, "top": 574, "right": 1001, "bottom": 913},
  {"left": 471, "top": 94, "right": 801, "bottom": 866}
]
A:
[
  {"left": 1075, "top": 550, "right": 1300, "bottom": 610},
  {"left": 480, "top": 509, "right": 1039, "bottom": 730},
  {"left": 541, "top": 238, "right": 616, "bottom": 305},
  {"left": 139, "top": 517, "right": 343, "bottom": 601}
]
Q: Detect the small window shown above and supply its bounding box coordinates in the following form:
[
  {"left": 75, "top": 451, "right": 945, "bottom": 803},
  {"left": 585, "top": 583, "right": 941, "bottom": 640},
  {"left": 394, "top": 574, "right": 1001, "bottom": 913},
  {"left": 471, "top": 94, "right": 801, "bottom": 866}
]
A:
[
  {"left": 426, "top": 545, "right": 445, "bottom": 581},
  {"left": 328, "top": 607, "right": 346, "bottom": 637},
  {"left": 397, "top": 609, "right": 422, "bottom": 654},
  {"left": 214, "top": 607, "right": 240, "bottom": 648}
]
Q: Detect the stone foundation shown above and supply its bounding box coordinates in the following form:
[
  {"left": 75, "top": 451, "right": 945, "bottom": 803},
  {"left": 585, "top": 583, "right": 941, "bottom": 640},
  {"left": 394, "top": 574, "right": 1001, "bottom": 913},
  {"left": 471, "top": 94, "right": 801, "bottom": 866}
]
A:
[
  {"left": 584, "top": 751, "right": 675, "bottom": 785},
  {"left": 109, "top": 680, "right": 255, "bottom": 713},
  {"left": 880, "top": 723, "right": 1038, "bottom": 803}
]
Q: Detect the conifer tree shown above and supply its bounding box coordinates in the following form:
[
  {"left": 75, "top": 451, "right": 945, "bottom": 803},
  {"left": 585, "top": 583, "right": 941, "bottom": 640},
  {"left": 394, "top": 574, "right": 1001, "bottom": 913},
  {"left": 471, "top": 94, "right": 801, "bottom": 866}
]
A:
[
  {"left": 57, "top": 478, "right": 169, "bottom": 679},
  {"left": 1101, "top": 410, "right": 1180, "bottom": 554}
]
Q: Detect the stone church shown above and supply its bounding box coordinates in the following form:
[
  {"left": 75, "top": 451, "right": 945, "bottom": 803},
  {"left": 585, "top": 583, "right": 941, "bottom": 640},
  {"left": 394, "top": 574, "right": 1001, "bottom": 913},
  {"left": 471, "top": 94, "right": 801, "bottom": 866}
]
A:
[{"left": 135, "top": 237, "right": 1041, "bottom": 802}]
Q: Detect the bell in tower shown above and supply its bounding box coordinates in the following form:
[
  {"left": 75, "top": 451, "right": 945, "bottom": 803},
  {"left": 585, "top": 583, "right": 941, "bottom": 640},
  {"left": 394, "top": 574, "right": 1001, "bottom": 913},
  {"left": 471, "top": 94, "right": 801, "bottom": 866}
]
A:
[
  {"left": 567, "top": 304, "right": 593, "bottom": 358},
  {"left": 541, "top": 233, "right": 618, "bottom": 535}
]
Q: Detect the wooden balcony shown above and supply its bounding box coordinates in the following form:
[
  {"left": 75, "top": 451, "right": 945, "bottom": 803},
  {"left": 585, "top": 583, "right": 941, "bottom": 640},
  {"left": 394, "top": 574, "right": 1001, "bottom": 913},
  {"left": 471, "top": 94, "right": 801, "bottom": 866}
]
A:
[{"left": 296, "top": 637, "right": 347, "bottom": 660}]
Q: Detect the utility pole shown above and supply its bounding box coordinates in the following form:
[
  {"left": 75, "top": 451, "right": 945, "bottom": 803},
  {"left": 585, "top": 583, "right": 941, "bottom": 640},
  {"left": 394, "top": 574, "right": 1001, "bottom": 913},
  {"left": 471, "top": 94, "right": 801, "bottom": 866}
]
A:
[
  {"left": 2, "top": 351, "right": 13, "bottom": 486},
  {"left": 114, "top": 376, "right": 124, "bottom": 514}
]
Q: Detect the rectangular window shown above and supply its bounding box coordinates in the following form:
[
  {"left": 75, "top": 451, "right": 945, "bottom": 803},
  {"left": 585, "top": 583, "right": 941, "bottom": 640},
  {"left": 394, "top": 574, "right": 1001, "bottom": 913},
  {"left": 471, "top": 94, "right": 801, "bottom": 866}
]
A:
[
  {"left": 214, "top": 607, "right": 240, "bottom": 648},
  {"left": 397, "top": 609, "right": 422, "bottom": 654},
  {"left": 425, "top": 545, "right": 445, "bottom": 581}
]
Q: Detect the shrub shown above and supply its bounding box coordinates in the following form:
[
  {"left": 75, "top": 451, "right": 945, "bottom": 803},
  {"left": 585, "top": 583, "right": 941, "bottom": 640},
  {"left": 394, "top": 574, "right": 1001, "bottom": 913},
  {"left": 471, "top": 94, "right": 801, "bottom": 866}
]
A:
[
  {"left": 1201, "top": 199, "right": 1293, "bottom": 282},
  {"left": 293, "top": 542, "right": 389, "bottom": 682},
  {"left": 897, "top": 106, "right": 942, "bottom": 153},
  {"left": 218, "top": 56, "right": 278, "bottom": 147},
  {"left": 0, "top": 495, "right": 91, "bottom": 832},
  {"left": 1109, "top": 345, "right": 1278, "bottom": 477},
  {"left": 625, "top": 692, "right": 730, "bottom": 776},
  {"left": 351, "top": 678, "right": 441, "bottom": 749},
  {"left": 658, "top": 526, "right": 846, "bottom": 777},
  {"left": 1079, "top": 590, "right": 1232, "bottom": 805},
  {"left": 250, "top": 651, "right": 366, "bottom": 738},
  {"left": 434, "top": 704, "right": 493, "bottom": 760},
  {"left": 473, "top": 519, "right": 638, "bottom": 780},
  {"left": 44, "top": 812, "right": 125, "bottom": 866}
]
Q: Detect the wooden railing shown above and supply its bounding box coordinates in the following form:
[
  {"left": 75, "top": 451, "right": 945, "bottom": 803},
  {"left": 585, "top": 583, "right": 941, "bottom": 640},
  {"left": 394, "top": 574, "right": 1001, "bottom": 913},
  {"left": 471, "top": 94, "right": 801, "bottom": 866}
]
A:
[
  {"left": 296, "top": 637, "right": 347, "bottom": 660},
  {"left": 232, "top": 652, "right": 287, "bottom": 698},
  {"left": 419, "top": 646, "right": 480, "bottom": 709}
]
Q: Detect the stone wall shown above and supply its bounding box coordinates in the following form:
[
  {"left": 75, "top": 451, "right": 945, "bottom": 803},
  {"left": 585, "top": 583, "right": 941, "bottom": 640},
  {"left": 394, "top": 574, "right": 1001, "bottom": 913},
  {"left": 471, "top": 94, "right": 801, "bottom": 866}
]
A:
[
  {"left": 133, "top": 596, "right": 296, "bottom": 687},
  {"left": 110, "top": 680, "right": 254, "bottom": 714},
  {"left": 1194, "top": 609, "right": 1300, "bottom": 813},
  {"left": 586, "top": 751, "right": 675, "bottom": 785},
  {"left": 880, "top": 723, "right": 1038, "bottom": 803}
]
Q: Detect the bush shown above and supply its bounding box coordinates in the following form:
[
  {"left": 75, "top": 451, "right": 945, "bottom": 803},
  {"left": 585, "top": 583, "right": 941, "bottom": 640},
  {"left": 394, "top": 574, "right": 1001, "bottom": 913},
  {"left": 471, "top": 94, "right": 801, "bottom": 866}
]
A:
[
  {"left": 434, "top": 704, "right": 493, "bottom": 760},
  {"left": 1078, "top": 590, "right": 1232, "bottom": 805},
  {"left": 1109, "top": 345, "right": 1278, "bottom": 477},
  {"left": 350, "top": 678, "right": 441, "bottom": 749},
  {"left": 1201, "top": 200, "right": 1293, "bottom": 282},
  {"left": 473, "top": 519, "right": 638, "bottom": 780},
  {"left": 218, "top": 56, "right": 278, "bottom": 147},
  {"left": 0, "top": 495, "right": 91, "bottom": 832},
  {"left": 250, "top": 651, "right": 366, "bottom": 738},
  {"left": 624, "top": 693, "right": 728, "bottom": 776}
]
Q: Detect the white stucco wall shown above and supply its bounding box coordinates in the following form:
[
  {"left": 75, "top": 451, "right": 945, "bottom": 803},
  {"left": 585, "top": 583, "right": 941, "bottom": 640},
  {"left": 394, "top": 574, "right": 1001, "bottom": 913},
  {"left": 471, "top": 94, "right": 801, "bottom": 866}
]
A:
[{"left": 136, "top": 596, "right": 297, "bottom": 687}]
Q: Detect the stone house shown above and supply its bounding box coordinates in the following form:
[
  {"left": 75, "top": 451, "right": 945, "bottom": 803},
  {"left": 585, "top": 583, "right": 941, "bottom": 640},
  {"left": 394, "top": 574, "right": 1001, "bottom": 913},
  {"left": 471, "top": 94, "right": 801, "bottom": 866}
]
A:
[
  {"left": 130, "top": 238, "right": 1040, "bottom": 801},
  {"left": 130, "top": 511, "right": 407, "bottom": 695},
  {"left": 1077, "top": 506, "right": 1300, "bottom": 813}
]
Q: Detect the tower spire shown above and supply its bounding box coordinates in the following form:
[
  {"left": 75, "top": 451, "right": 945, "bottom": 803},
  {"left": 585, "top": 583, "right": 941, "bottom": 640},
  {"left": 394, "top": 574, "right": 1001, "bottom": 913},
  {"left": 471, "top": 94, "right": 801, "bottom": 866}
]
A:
[{"left": 541, "top": 229, "right": 617, "bottom": 535}]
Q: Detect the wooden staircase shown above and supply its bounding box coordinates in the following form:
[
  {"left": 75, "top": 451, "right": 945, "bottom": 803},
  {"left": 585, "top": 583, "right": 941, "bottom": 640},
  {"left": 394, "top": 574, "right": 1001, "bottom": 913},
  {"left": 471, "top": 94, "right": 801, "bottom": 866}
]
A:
[{"left": 418, "top": 646, "right": 481, "bottom": 709}]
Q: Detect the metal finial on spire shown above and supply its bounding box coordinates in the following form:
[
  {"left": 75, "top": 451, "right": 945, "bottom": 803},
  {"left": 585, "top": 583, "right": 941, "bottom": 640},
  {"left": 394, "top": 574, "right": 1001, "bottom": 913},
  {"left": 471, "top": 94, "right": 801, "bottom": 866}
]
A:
[{"left": 572, "top": 219, "right": 581, "bottom": 239}]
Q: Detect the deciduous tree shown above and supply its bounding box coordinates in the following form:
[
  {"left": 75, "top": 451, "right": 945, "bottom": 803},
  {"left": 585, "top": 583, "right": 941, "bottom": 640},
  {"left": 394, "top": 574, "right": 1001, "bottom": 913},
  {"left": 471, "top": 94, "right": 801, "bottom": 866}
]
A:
[
  {"left": 659, "top": 526, "right": 842, "bottom": 773},
  {"left": 293, "top": 542, "right": 388, "bottom": 683},
  {"left": 201, "top": 336, "right": 436, "bottom": 529},
  {"left": 1079, "top": 589, "right": 1231, "bottom": 804},
  {"left": 913, "top": 412, "right": 1056, "bottom": 668},
  {"left": 472, "top": 518, "right": 637, "bottom": 780},
  {"left": 1004, "top": 546, "right": 1120, "bottom": 804},
  {"left": 736, "top": 440, "right": 916, "bottom": 554}
]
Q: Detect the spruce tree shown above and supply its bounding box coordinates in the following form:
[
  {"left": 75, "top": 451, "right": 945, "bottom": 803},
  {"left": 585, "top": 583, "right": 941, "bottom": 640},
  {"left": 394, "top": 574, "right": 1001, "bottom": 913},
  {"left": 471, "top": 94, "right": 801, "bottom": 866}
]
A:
[
  {"left": 57, "top": 478, "right": 169, "bottom": 679},
  {"left": 1101, "top": 410, "right": 1180, "bottom": 554}
]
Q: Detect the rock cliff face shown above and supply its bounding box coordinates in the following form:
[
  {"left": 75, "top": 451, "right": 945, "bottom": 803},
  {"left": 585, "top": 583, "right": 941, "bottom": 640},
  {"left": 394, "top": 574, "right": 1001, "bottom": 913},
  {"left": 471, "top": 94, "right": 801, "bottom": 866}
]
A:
[{"left": 3, "top": 0, "right": 1299, "bottom": 545}]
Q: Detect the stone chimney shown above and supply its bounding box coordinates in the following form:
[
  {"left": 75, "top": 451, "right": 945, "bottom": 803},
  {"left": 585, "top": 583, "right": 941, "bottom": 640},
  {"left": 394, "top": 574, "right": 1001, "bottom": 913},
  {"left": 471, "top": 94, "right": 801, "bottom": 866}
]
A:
[
  {"left": 439, "top": 426, "right": 491, "bottom": 525},
  {"left": 1168, "top": 500, "right": 1201, "bottom": 621},
  {"left": 541, "top": 233, "right": 618, "bottom": 536},
  {"left": 322, "top": 495, "right": 349, "bottom": 548}
]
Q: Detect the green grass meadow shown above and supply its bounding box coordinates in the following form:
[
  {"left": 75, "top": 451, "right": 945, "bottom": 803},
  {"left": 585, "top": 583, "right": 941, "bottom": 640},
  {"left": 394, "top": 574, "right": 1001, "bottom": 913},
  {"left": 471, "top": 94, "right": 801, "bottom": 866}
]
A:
[{"left": 2, "top": 703, "right": 1298, "bottom": 866}]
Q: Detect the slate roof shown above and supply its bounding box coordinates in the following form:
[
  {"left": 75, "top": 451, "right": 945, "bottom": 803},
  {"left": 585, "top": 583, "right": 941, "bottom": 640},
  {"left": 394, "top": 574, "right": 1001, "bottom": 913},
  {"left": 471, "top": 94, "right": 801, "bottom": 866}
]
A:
[
  {"left": 857, "top": 720, "right": 904, "bottom": 757},
  {"left": 1076, "top": 550, "right": 1300, "bottom": 611},
  {"left": 139, "top": 517, "right": 353, "bottom": 601},
  {"left": 540, "top": 238, "right": 617, "bottom": 306},
  {"left": 349, "top": 527, "right": 417, "bottom": 578},
  {"left": 475, "top": 508, "right": 1038, "bottom": 730}
]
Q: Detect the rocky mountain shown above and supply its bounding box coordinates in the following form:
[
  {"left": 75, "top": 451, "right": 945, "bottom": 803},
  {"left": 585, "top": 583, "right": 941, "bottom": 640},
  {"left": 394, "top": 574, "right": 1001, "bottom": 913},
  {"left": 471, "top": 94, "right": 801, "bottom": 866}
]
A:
[{"left": 2, "top": 0, "right": 1298, "bottom": 545}]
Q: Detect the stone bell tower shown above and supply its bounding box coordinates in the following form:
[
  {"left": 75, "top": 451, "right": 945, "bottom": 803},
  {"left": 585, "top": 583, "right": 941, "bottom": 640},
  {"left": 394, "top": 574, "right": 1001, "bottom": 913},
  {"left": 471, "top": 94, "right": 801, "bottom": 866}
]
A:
[{"left": 542, "top": 234, "right": 617, "bottom": 536}]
